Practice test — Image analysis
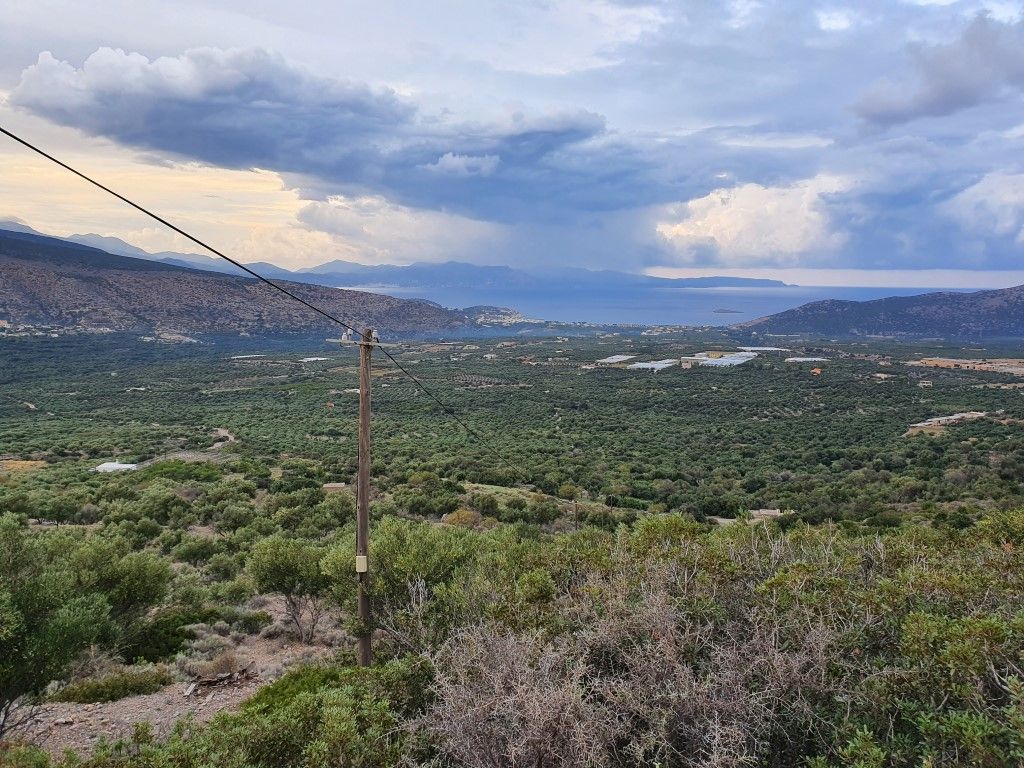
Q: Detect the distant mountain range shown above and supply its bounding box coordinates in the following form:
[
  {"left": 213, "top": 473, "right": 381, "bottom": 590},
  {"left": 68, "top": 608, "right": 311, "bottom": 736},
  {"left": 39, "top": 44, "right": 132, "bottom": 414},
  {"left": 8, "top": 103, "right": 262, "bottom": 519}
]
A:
[
  {"left": 0, "top": 229, "right": 487, "bottom": 336},
  {"left": 4, "top": 222, "right": 1021, "bottom": 339},
  {"left": 10, "top": 224, "right": 788, "bottom": 294},
  {"left": 738, "top": 287, "right": 1024, "bottom": 340}
]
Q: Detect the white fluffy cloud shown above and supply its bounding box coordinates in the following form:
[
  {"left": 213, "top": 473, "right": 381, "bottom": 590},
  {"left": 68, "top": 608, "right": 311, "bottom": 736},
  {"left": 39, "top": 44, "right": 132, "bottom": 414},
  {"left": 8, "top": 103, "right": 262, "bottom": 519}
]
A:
[
  {"left": 943, "top": 172, "right": 1024, "bottom": 243},
  {"left": 656, "top": 175, "right": 853, "bottom": 265}
]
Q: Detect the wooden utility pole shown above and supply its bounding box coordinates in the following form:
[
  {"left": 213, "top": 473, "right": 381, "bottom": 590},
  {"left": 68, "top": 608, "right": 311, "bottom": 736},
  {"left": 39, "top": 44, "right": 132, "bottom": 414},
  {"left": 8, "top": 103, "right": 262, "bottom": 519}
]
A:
[
  {"left": 356, "top": 327, "right": 373, "bottom": 666},
  {"left": 331, "top": 327, "right": 394, "bottom": 666}
]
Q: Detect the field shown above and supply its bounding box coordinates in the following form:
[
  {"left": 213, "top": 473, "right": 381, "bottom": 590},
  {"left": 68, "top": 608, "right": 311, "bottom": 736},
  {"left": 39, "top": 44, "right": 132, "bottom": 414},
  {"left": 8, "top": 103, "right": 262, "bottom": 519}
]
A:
[
  {"left": 4, "top": 332, "right": 1024, "bottom": 525},
  {"left": 4, "top": 330, "right": 1024, "bottom": 766}
]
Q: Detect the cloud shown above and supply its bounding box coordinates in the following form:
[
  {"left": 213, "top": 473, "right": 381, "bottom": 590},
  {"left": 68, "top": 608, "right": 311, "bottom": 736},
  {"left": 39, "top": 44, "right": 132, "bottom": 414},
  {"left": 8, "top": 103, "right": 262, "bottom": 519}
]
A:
[
  {"left": 943, "top": 172, "right": 1024, "bottom": 244},
  {"left": 296, "top": 194, "right": 503, "bottom": 264},
  {"left": 726, "top": 0, "right": 764, "bottom": 30},
  {"left": 816, "top": 9, "right": 856, "bottom": 31},
  {"left": 11, "top": 48, "right": 414, "bottom": 164},
  {"left": 9, "top": 47, "right": 616, "bottom": 224},
  {"left": 655, "top": 175, "right": 854, "bottom": 266},
  {"left": 854, "top": 13, "right": 1024, "bottom": 126},
  {"left": 420, "top": 153, "right": 500, "bottom": 177},
  {"left": 4, "top": 2, "right": 1024, "bottom": 276}
]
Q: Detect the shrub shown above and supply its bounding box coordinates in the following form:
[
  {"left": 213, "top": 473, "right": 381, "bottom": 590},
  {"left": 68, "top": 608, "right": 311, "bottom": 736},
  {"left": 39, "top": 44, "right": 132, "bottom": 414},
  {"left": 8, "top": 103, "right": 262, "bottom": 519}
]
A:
[
  {"left": 248, "top": 536, "right": 327, "bottom": 643},
  {"left": 505, "top": 496, "right": 528, "bottom": 513},
  {"left": 441, "top": 508, "right": 482, "bottom": 528},
  {"left": 470, "top": 493, "right": 499, "bottom": 516},
  {"left": 50, "top": 666, "right": 172, "bottom": 703},
  {"left": 226, "top": 608, "right": 273, "bottom": 635},
  {"left": 0, "top": 515, "right": 169, "bottom": 739},
  {"left": 122, "top": 605, "right": 222, "bottom": 662}
]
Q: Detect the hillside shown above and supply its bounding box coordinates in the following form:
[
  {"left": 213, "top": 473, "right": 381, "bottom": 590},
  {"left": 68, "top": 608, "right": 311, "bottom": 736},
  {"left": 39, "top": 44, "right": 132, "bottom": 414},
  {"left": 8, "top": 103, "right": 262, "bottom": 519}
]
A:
[
  {"left": 7, "top": 223, "right": 790, "bottom": 292},
  {"left": 739, "top": 285, "right": 1024, "bottom": 339},
  {"left": 0, "top": 230, "right": 475, "bottom": 336}
]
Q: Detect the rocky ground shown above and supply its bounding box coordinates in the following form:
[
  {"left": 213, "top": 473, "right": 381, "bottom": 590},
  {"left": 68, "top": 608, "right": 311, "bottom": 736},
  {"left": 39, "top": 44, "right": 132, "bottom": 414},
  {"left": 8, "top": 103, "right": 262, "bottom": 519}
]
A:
[
  {"left": 23, "top": 597, "right": 339, "bottom": 759},
  {"left": 26, "top": 676, "right": 262, "bottom": 757}
]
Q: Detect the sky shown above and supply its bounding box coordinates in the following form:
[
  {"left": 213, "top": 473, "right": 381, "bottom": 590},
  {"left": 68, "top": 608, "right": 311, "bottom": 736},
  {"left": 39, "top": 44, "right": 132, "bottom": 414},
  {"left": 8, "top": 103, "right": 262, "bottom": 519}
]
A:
[{"left": 0, "top": 0, "right": 1022, "bottom": 287}]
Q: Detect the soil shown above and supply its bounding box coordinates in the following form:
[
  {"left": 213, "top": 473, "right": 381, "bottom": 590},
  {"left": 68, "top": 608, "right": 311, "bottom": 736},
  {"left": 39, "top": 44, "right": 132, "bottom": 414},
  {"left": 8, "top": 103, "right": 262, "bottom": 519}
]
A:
[
  {"left": 23, "top": 597, "right": 339, "bottom": 759},
  {"left": 26, "top": 677, "right": 262, "bottom": 757}
]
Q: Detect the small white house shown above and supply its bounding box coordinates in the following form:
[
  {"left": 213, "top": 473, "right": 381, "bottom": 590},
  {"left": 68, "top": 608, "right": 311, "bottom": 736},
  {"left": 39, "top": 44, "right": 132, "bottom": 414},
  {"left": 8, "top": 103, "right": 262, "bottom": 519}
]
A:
[{"left": 93, "top": 461, "right": 138, "bottom": 473}]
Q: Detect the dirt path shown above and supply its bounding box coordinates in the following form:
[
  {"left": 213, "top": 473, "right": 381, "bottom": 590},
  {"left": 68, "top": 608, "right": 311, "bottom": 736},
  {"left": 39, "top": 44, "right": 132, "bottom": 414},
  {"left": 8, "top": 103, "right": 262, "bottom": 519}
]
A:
[
  {"left": 27, "top": 678, "right": 262, "bottom": 757},
  {"left": 209, "top": 428, "right": 237, "bottom": 450},
  {"left": 24, "top": 598, "right": 337, "bottom": 758}
]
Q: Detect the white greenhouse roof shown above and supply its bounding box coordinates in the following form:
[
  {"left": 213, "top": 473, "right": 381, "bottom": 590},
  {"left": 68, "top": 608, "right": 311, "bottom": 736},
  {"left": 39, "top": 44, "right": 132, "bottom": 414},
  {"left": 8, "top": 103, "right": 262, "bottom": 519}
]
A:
[
  {"left": 628, "top": 359, "right": 678, "bottom": 371},
  {"left": 93, "top": 462, "right": 138, "bottom": 473},
  {"left": 699, "top": 351, "right": 758, "bottom": 367}
]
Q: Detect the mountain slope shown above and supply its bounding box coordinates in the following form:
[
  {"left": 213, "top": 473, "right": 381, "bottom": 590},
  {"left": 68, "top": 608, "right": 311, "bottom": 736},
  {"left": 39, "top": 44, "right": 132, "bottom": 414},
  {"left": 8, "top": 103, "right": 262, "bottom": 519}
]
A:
[
  {"left": 738, "top": 286, "right": 1024, "bottom": 339},
  {"left": 66, "top": 232, "right": 231, "bottom": 273},
  {"left": 0, "top": 230, "right": 474, "bottom": 335}
]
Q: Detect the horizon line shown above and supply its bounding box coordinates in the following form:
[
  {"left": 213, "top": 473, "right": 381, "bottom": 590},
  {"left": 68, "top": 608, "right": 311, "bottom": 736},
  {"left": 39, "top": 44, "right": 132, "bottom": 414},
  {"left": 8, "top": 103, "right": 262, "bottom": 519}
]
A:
[{"left": 646, "top": 267, "right": 1024, "bottom": 290}]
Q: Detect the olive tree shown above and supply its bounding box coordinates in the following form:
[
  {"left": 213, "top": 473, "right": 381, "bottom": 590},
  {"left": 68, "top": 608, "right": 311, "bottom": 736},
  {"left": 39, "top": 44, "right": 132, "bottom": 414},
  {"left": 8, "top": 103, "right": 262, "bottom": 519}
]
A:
[
  {"left": 248, "top": 536, "right": 327, "bottom": 643},
  {"left": 0, "top": 515, "right": 171, "bottom": 739}
]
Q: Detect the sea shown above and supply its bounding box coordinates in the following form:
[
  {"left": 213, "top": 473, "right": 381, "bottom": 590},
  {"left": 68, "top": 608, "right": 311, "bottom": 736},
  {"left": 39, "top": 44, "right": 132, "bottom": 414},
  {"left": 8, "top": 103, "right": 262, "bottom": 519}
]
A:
[{"left": 344, "top": 284, "right": 959, "bottom": 327}]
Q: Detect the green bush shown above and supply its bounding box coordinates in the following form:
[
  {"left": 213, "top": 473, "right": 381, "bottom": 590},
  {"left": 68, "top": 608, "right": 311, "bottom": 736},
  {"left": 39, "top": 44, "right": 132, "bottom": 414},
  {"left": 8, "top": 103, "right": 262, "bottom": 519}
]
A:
[
  {"left": 50, "top": 666, "right": 173, "bottom": 703},
  {"left": 122, "top": 605, "right": 222, "bottom": 661},
  {"left": 222, "top": 607, "right": 273, "bottom": 635}
]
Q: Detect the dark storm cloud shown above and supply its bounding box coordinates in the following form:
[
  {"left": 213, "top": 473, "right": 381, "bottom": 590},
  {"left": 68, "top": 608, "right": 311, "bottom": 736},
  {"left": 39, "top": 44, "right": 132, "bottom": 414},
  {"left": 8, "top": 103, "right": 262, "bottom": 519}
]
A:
[
  {"left": 9, "top": 47, "right": 627, "bottom": 223},
  {"left": 854, "top": 13, "right": 1024, "bottom": 128},
  {"left": 12, "top": 48, "right": 415, "bottom": 167}
]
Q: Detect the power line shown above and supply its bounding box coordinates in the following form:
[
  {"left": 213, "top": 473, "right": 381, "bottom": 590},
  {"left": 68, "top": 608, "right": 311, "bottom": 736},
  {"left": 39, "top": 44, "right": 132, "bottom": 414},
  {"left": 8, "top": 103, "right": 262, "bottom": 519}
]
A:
[
  {"left": 0, "top": 126, "right": 361, "bottom": 337},
  {"left": 0, "top": 125, "right": 530, "bottom": 480}
]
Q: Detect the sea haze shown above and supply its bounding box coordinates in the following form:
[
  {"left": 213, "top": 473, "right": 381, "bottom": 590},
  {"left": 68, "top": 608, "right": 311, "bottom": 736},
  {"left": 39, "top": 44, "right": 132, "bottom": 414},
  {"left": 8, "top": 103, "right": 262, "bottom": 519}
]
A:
[{"left": 332, "top": 283, "right": 955, "bottom": 326}]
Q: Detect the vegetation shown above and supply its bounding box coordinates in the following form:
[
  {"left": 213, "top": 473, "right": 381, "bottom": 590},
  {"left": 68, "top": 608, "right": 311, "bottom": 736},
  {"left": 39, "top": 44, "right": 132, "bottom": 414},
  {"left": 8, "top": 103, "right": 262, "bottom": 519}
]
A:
[
  {"left": 49, "top": 667, "right": 173, "bottom": 704},
  {"left": 0, "top": 515, "right": 171, "bottom": 736},
  {"left": 3, "top": 332, "right": 1024, "bottom": 765},
  {"left": 739, "top": 284, "right": 1024, "bottom": 339}
]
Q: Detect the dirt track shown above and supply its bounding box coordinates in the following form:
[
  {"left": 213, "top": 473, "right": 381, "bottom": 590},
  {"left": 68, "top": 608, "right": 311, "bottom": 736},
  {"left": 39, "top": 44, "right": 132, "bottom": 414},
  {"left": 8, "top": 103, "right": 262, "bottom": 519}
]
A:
[{"left": 27, "top": 677, "right": 262, "bottom": 756}]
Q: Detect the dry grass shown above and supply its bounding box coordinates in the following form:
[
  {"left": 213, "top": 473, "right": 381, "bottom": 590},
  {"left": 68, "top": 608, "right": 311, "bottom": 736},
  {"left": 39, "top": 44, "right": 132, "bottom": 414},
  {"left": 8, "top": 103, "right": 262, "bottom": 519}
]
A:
[
  {"left": 0, "top": 459, "right": 47, "bottom": 473},
  {"left": 905, "top": 424, "right": 946, "bottom": 437}
]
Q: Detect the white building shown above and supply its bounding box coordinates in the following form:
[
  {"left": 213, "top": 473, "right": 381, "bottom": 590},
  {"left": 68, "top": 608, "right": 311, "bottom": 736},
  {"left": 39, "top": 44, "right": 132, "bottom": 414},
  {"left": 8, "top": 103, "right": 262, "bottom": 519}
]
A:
[{"left": 93, "top": 461, "right": 138, "bottom": 473}]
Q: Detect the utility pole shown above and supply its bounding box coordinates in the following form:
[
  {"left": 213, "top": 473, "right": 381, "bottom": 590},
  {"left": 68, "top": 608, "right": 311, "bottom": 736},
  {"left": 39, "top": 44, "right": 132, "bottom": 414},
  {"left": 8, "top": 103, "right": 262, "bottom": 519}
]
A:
[
  {"left": 331, "top": 327, "right": 394, "bottom": 666},
  {"left": 356, "top": 327, "right": 373, "bottom": 667}
]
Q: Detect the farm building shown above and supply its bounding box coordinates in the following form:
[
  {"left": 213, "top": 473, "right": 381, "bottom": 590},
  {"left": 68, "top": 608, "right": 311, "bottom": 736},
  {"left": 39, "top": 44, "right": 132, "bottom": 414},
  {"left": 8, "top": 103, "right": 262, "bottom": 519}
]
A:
[{"left": 93, "top": 461, "right": 138, "bottom": 473}]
